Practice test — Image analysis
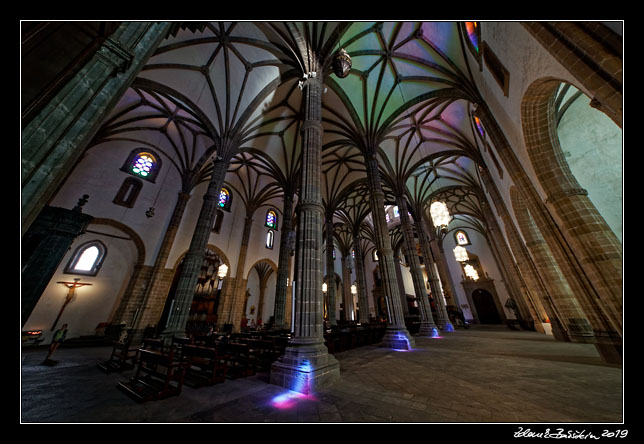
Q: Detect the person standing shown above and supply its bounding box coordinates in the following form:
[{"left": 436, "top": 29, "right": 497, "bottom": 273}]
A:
[{"left": 45, "top": 323, "right": 68, "bottom": 363}]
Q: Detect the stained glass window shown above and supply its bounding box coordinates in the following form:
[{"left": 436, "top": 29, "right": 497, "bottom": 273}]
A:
[
  {"left": 465, "top": 22, "right": 480, "bottom": 53},
  {"left": 265, "top": 210, "right": 278, "bottom": 229},
  {"left": 474, "top": 115, "right": 485, "bottom": 139},
  {"left": 455, "top": 230, "right": 470, "bottom": 246},
  {"left": 385, "top": 213, "right": 391, "bottom": 223},
  {"left": 131, "top": 153, "right": 156, "bottom": 178},
  {"left": 393, "top": 206, "right": 399, "bottom": 218},
  {"left": 218, "top": 188, "right": 231, "bottom": 210}
]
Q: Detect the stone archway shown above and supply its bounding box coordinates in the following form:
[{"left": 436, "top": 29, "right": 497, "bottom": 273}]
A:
[
  {"left": 521, "top": 79, "right": 622, "bottom": 336},
  {"left": 245, "top": 259, "right": 278, "bottom": 328}
]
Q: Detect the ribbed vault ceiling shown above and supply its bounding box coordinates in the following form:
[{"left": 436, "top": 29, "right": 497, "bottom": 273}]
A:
[{"left": 94, "top": 21, "right": 493, "bottom": 246}]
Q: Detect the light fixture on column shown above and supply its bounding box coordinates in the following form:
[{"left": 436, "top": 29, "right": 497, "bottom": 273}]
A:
[
  {"left": 430, "top": 201, "right": 452, "bottom": 233},
  {"left": 453, "top": 245, "right": 469, "bottom": 262},
  {"left": 350, "top": 284, "right": 357, "bottom": 295},
  {"left": 322, "top": 282, "right": 328, "bottom": 293}
]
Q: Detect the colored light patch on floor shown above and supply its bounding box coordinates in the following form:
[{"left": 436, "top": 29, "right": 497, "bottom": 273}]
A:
[{"left": 269, "top": 391, "right": 318, "bottom": 410}]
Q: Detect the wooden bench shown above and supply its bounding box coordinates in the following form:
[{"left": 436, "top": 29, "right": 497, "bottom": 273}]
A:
[
  {"left": 97, "top": 339, "right": 138, "bottom": 373},
  {"left": 181, "top": 344, "right": 228, "bottom": 387},
  {"left": 117, "top": 349, "right": 187, "bottom": 403}
]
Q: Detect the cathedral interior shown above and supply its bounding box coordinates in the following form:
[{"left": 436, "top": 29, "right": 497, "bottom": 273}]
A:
[{"left": 20, "top": 21, "right": 624, "bottom": 425}]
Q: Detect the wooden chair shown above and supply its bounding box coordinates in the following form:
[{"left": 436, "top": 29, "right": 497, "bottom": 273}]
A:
[{"left": 97, "top": 339, "right": 138, "bottom": 373}]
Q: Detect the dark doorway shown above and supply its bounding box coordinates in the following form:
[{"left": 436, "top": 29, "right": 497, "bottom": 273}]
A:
[{"left": 472, "top": 289, "right": 502, "bottom": 324}]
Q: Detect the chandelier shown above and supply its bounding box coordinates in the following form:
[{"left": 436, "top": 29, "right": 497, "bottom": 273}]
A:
[
  {"left": 453, "top": 245, "right": 469, "bottom": 262},
  {"left": 430, "top": 201, "right": 452, "bottom": 231},
  {"left": 217, "top": 264, "right": 228, "bottom": 280}
]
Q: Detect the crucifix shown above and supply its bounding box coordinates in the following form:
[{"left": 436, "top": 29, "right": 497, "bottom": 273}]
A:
[{"left": 51, "top": 278, "right": 92, "bottom": 331}]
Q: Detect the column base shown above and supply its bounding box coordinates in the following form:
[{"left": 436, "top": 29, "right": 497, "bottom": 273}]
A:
[
  {"left": 270, "top": 338, "right": 340, "bottom": 395},
  {"left": 593, "top": 331, "right": 622, "bottom": 365},
  {"left": 437, "top": 318, "right": 455, "bottom": 332},
  {"left": 416, "top": 321, "right": 440, "bottom": 338},
  {"left": 380, "top": 326, "right": 416, "bottom": 350}
]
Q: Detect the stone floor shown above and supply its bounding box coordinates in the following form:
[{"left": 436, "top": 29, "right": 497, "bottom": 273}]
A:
[{"left": 20, "top": 325, "right": 624, "bottom": 424}]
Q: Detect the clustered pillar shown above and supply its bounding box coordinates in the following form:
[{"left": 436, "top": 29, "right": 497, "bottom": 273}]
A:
[
  {"left": 364, "top": 155, "right": 415, "bottom": 350},
  {"left": 272, "top": 193, "right": 294, "bottom": 330},
  {"left": 163, "top": 155, "right": 231, "bottom": 339},
  {"left": 270, "top": 70, "right": 340, "bottom": 393},
  {"left": 396, "top": 197, "right": 439, "bottom": 337}
]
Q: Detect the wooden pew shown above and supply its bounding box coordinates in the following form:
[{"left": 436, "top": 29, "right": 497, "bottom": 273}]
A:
[
  {"left": 117, "top": 349, "right": 187, "bottom": 403},
  {"left": 242, "top": 338, "right": 278, "bottom": 372},
  {"left": 221, "top": 342, "right": 256, "bottom": 378},
  {"left": 181, "top": 344, "right": 228, "bottom": 388}
]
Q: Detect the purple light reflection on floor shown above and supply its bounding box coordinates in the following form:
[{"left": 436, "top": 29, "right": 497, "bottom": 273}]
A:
[{"left": 269, "top": 391, "right": 318, "bottom": 410}]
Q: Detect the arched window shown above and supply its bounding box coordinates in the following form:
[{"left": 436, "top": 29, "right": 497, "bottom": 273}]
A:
[
  {"left": 121, "top": 149, "right": 161, "bottom": 182},
  {"left": 465, "top": 22, "right": 480, "bottom": 53},
  {"left": 113, "top": 177, "right": 143, "bottom": 208},
  {"left": 372, "top": 250, "right": 379, "bottom": 262},
  {"left": 64, "top": 240, "right": 107, "bottom": 276},
  {"left": 473, "top": 114, "right": 485, "bottom": 140},
  {"left": 265, "top": 229, "right": 274, "bottom": 249},
  {"left": 454, "top": 230, "right": 471, "bottom": 246},
  {"left": 218, "top": 188, "right": 232, "bottom": 211},
  {"left": 212, "top": 209, "right": 224, "bottom": 233},
  {"left": 461, "top": 22, "right": 482, "bottom": 69},
  {"left": 393, "top": 206, "right": 400, "bottom": 218},
  {"left": 265, "top": 209, "right": 278, "bottom": 229}
]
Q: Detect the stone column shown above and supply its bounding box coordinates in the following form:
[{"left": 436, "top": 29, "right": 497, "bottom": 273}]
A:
[
  {"left": 511, "top": 188, "right": 595, "bottom": 344},
  {"left": 163, "top": 156, "right": 231, "bottom": 338},
  {"left": 273, "top": 193, "right": 294, "bottom": 330},
  {"left": 364, "top": 155, "right": 414, "bottom": 350},
  {"left": 218, "top": 214, "right": 253, "bottom": 332},
  {"left": 22, "top": 22, "right": 171, "bottom": 234},
  {"left": 324, "top": 212, "right": 338, "bottom": 326},
  {"left": 480, "top": 167, "right": 567, "bottom": 340},
  {"left": 416, "top": 216, "right": 454, "bottom": 332},
  {"left": 397, "top": 198, "right": 439, "bottom": 336},
  {"left": 270, "top": 71, "right": 340, "bottom": 394},
  {"left": 21, "top": 202, "right": 93, "bottom": 326},
  {"left": 114, "top": 191, "right": 191, "bottom": 336},
  {"left": 425, "top": 216, "right": 459, "bottom": 309},
  {"left": 340, "top": 256, "right": 354, "bottom": 321},
  {"left": 393, "top": 256, "right": 410, "bottom": 318},
  {"left": 353, "top": 235, "right": 371, "bottom": 324}
]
